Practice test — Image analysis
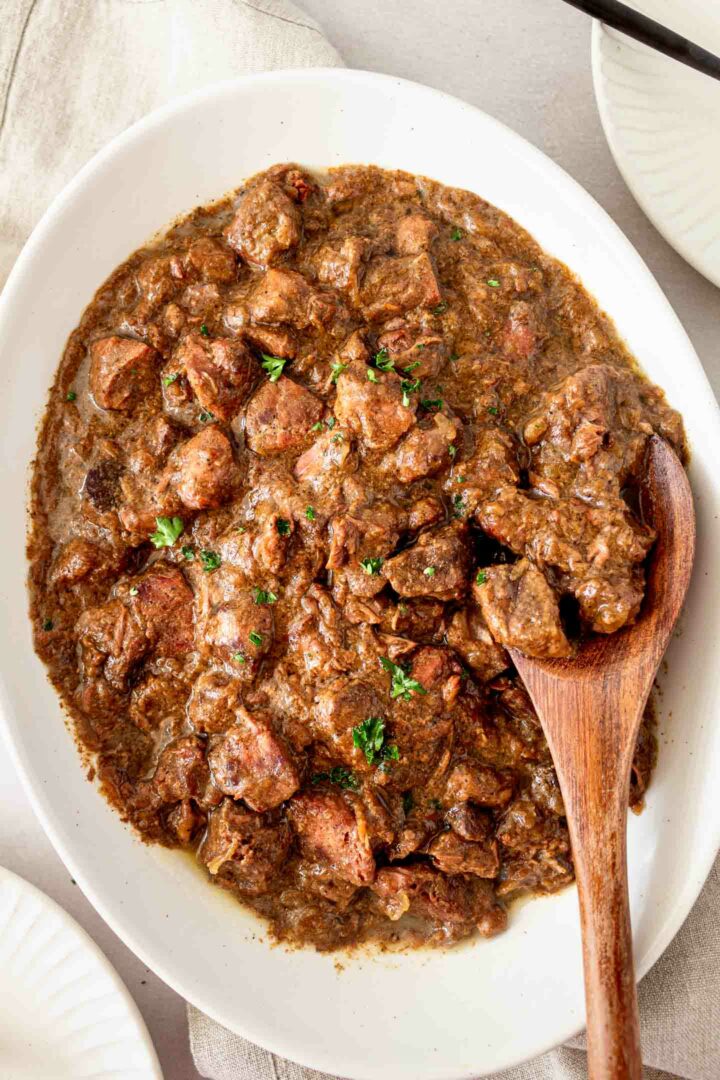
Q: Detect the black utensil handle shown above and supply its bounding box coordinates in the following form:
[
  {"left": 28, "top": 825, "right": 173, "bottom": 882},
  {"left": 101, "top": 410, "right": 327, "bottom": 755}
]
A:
[{"left": 562, "top": 0, "right": 720, "bottom": 82}]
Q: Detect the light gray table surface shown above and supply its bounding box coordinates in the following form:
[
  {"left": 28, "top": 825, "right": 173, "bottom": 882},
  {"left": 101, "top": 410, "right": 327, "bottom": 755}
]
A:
[{"left": 2, "top": 3, "right": 718, "bottom": 1078}]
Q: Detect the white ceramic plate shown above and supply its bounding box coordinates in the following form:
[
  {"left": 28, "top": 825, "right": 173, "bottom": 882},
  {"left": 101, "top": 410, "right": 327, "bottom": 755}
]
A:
[
  {"left": 0, "top": 865, "right": 161, "bottom": 1080},
  {"left": 592, "top": 1, "right": 720, "bottom": 287},
  {"left": 1, "top": 69, "right": 720, "bottom": 1080}
]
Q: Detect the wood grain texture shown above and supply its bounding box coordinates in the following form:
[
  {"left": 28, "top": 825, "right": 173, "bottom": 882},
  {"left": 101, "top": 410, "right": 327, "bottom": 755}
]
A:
[{"left": 511, "top": 436, "right": 695, "bottom": 1080}]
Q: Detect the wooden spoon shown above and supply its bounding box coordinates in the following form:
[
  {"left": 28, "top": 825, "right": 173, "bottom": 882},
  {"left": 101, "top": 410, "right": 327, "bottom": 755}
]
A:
[{"left": 509, "top": 435, "right": 695, "bottom": 1080}]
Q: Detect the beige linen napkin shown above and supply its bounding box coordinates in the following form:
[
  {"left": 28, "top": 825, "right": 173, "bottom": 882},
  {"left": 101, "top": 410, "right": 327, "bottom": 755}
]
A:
[{"left": 2, "top": 4, "right": 717, "bottom": 1079}]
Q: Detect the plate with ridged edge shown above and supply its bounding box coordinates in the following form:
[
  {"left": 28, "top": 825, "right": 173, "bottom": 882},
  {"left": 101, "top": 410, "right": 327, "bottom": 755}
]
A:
[
  {"left": 0, "top": 865, "right": 161, "bottom": 1080},
  {"left": 592, "top": 1, "right": 720, "bottom": 287}
]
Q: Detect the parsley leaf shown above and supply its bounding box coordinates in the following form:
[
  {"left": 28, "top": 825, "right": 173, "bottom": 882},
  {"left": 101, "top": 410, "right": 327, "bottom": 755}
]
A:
[
  {"left": 310, "top": 421, "right": 324, "bottom": 432},
  {"left": 359, "top": 557, "right": 383, "bottom": 576},
  {"left": 42, "top": 618, "right": 54, "bottom": 631},
  {"left": 423, "top": 566, "right": 436, "bottom": 577},
  {"left": 249, "top": 631, "right": 263, "bottom": 647},
  {"left": 129, "top": 586, "right": 139, "bottom": 597},
  {"left": 448, "top": 444, "right": 457, "bottom": 459},
  {"left": 261, "top": 354, "right": 288, "bottom": 382},
  {"left": 199, "top": 323, "right": 210, "bottom": 337},
  {"left": 453, "top": 493, "right": 465, "bottom": 518},
  {"left": 367, "top": 368, "right": 379, "bottom": 383},
  {"left": 199, "top": 410, "right": 214, "bottom": 423},
  {"left": 150, "top": 516, "right": 184, "bottom": 548},
  {"left": 374, "top": 348, "right": 394, "bottom": 372},
  {"left": 330, "top": 362, "right": 347, "bottom": 384},
  {"left": 352, "top": 717, "right": 399, "bottom": 766},
  {"left": 311, "top": 766, "right": 360, "bottom": 791},
  {"left": 487, "top": 278, "right": 501, "bottom": 288},
  {"left": 253, "top": 586, "right": 277, "bottom": 605},
  {"left": 420, "top": 398, "right": 443, "bottom": 412},
  {"left": 432, "top": 301, "right": 448, "bottom": 315},
  {"left": 450, "top": 227, "right": 464, "bottom": 241},
  {"left": 379, "top": 656, "right": 427, "bottom": 701},
  {"left": 400, "top": 378, "right": 421, "bottom": 407},
  {"left": 276, "top": 519, "right": 291, "bottom": 536},
  {"left": 488, "top": 405, "right": 499, "bottom": 415},
  {"left": 199, "top": 549, "right": 221, "bottom": 573},
  {"left": 232, "top": 652, "right": 246, "bottom": 664},
  {"left": 325, "top": 416, "right": 336, "bottom": 430},
  {"left": 305, "top": 505, "right": 316, "bottom": 521},
  {"left": 163, "top": 373, "right": 179, "bottom": 387},
  {"left": 181, "top": 545, "right": 195, "bottom": 561},
  {"left": 402, "top": 360, "right": 421, "bottom": 373},
  {"left": 476, "top": 570, "right": 488, "bottom": 585},
  {"left": 65, "top": 390, "right": 77, "bottom": 401}
]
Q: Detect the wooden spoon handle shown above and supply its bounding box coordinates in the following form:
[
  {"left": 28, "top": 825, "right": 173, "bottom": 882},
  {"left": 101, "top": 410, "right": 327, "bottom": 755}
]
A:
[{"left": 560, "top": 701, "right": 642, "bottom": 1080}]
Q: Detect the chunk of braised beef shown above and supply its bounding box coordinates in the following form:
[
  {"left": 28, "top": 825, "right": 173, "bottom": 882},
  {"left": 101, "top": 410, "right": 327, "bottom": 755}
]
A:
[
  {"left": 444, "top": 761, "right": 514, "bottom": 807},
  {"left": 175, "top": 332, "right": 257, "bottom": 422},
  {"left": 200, "top": 798, "right": 292, "bottom": 895},
  {"left": 166, "top": 426, "right": 238, "bottom": 510},
  {"left": 49, "top": 538, "right": 113, "bottom": 587},
  {"left": 333, "top": 359, "right": 417, "bottom": 451},
  {"left": 148, "top": 734, "right": 210, "bottom": 805},
  {"left": 444, "top": 606, "right": 509, "bottom": 683},
  {"left": 359, "top": 254, "right": 442, "bottom": 322},
  {"left": 205, "top": 595, "right": 273, "bottom": 667},
  {"left": 387, "top": 411, "right": 460, "bottom": 482},
  {"left": 288, "top": 789, "right": 375, "bottom": 886},
  {"left": 225, "top": 181, "right": 301, "bottom": 267},
  {"left": 371, "top": 865, "right": 507, "bottom": 937},
  {"left": 383, "top": 522, "right": 471, "bottom": 601},
  {"left": 428, "top": 829, "right": 500, "bottom": 878},
  {"left": 83, "top": 458, "right": 123, "bottom": 513},
  {"left": 207, "top": 707, "right": 300, "bottom": 811},
  {"left": 128, "top": 565, "right": 195, "bottom": 657},
  {"left": 77, "top": 599, "right": 147, "bottom": 690},
  {"left": 474, "top": 558, "right": 572, "bottom": 659},
  {"left": 184, "top": 237, "right": 237, "bottom": 283},
  {"left": 89, "top": 336, "right": 160, "bottom": 411},
  {"left": 395, "top": 213, "right": 438, "bottom": 256},
  {"left": 247, "top": 268, "right": 332, "bottom": 329},
  {"left": 243, "top": 377, "right": 323, "bottom": 456},
  {"left": 187, "top": 670, "right": 243, "bottom": 734}
]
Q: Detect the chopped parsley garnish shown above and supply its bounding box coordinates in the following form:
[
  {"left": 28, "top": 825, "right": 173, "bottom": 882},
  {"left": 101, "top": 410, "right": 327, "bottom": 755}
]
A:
[
  {"left": 420, "top": 398, "right": 443, "bottom": 412},
  {"left": 352, "top": 717, "right": 399, "bottom": 766},
  {"left": 432, "top": 302, "right": 448, "bottom": 315},
  {"left": 181, "top": 545, "right": 195, "bottom": 561},
  {"left": 487, "top": 278, "right": 501, "bottom": 288},
  {"left": 253, "top": 587, "right": 277, "bottom": 605},
  {"left": 380, "top": 656, "right": 427, "bottom": 701},
  {"left": 129, "top": 586, "right": 139, "bottom": 597},
  {"left": 198, "top": 410, "right": 214, "bottom": 423},
  {"left": 276, "top": 519, "right": 291, "bottom": 536},
  {"left": 42, "top": 618, "right": 54, "bottom": 631},
  {"left": 367, "top": 368, "right": 379, "bottom": 383},
  {"left": 415, "top": 343, "right": 426, "bottom": 351},
  {"left": 163, "top": 373, "right": 179, "bottom": 387},
  {"left": 232, "top": 652, "right": 246, "bottom": 664},
  {"left": 311, "top": 766, "right": 360, "bottom": 791},
  {"left": 310, "top": 421, "right": 324, "bottom": 432},
  {"left": 235, "top": 525, "right": 247, "bottom": 533},
  {"left": 402, "top": 792, "right": 414, "bottom": 815},
  {"left": 150, "top": 516, "right": 184, "bottom": 549},
  {"left": 332, "top": 432, "right": 344, "bottom": 443},
  {"left": 261, "top": 353, "right": 288, "bottom": 382},
  {"left": 199, "top": 323, "right": 210, "bottom": 337},
  {"left": 249, "top": 631, "right": 263, "bottom": 647},
  {"left": 450, "top": 227, "right": 464, "bottom": 241},
  {"left": 65, "top": 390, "right": 77, "bottom": 402},
  {"left": 325, "top": 416, "right": 336, "bottom": 430},
  {"left": 455, "top": 475, "right": 466, "bottom": 484},
  {"left": 359, "top": 557, "right": 383, "bottom": 576},
  {"left": 448, "top": 444, "right": 457, "bottom": 458},
  {"left": 476, "top": 570, "right": 488, "bottom": 585},
  {"left": 400, "top": 378, "right": 421, "bottom": 407},
  {"left": 330, "top": 362, "right": 347, "bottom": 384},
  {"left": 373, "top": 348, "right": 394, "bottom": 372},
  {"left": 429, "top": 798, "right": 443, "bottom": 811},
  {"left": 423, "top": 566, "right": 436, "bottom": 577},
  {"left": 488, "top": 405, "right": 499, "bottom": 415},
  {"left": 305, "top": 505, "right": 316, "bottom": 521},
  {"left": 402, "top": 360, "right": 422, "bottom": 373},
  {"left": 449, "top": 352, "right": 459, "bottom": 362},
  {"left": 199, "top": 549, "right": 221, "bottom": 573},
  {"left": 453, "top": 493, "right": 465, "bottom": 518}
]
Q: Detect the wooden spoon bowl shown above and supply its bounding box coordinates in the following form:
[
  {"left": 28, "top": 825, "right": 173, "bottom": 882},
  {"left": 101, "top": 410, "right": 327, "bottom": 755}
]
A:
[{"left": 510, "top": 436, "right": 695, "bottom": 1080}]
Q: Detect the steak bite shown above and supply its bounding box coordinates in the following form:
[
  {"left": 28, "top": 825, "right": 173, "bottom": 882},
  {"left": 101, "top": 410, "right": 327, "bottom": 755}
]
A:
[
  {"left": 77, "top": 599, "right": 147, "bottom": 690},
  {"left": 207, "top": 707, "right": 300, "bottom": 811},
  {"left": 383, "top": 522, "right": 471, "bottom": 601},
  {"left": 474, "top": 558, "right": 572, "bottom": 659},
  {"left": 387, "top": 411, "right": 461, "bottom": 482},
  {"left": 333, "top": 359, "right": 417, "bottom": 451},
  {"left": 428, "top": 829, "right": 500, "bottom": 879},
  {"left": 371, "top": 865, "right": 507, "bottom": 937},
  {"left": 199, "top": 798, "right": 292, "bottom": 895},
  {"left": 288, "top": 789, "right": 375, "bottom": 886},
  {"left": 167, "top": 426, "right": 238, "bottom": 510},
  {"left": 243, "top": 377, "right": 323, "bottom": 456},
  {"left": 247, "top": 268, "right": 331, "bottom": 329},
  {"left": 359, "top": 253, "right": 442, "bottom": 321},
  {"left": 129, "top": 565, "right": 195, "bottom": 657},
  {"left": 175, "top": 332, "right": 257, "bottom": 422},
  {"left": 225, "top": 180, "right": 301, "bottom": 267},
  {"left": 89, "top": 336, "right": 160, "bottom": 411},
  {"left": 477, "top": 488, "right": 654, "bottom": 633}
]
